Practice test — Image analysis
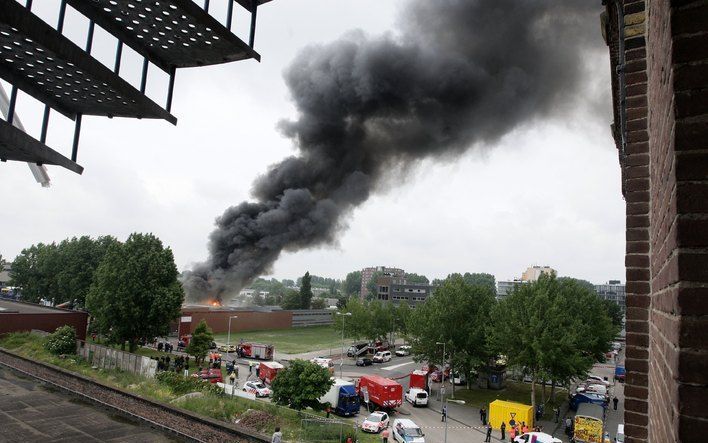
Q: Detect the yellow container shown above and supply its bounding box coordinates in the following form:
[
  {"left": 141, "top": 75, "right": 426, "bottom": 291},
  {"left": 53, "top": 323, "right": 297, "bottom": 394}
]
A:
[{"left": 488, "top": 400, "right": 534, "bottom": 430}]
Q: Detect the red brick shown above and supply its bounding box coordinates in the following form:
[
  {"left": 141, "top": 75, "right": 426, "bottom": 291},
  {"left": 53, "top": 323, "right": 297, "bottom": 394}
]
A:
[
  {"left": 677, "top": 286, "right": 708, "bottom": 315},
  {"left": 625, "top": 36, "right": 646, "bottom": 51},
  {"left": 626, "top": 70, "right": 648, "bottom": 84},
  {"left": 625, "top": 385, "right": 649, "bottom": 401},
  {"left": 627, "top": 228, "right": 649, "bottom": 242},
  {"left": 672, "top": 4, "right": 708, "bottom": 35},
  {"left": 624, "top": 152, "right": 650, "bottom": 166},
  {"left": 679, "top": 414, "right": 708, "bottom": 443},
  {"left": 626, "top": 118, "right": 648, "bottom": 132},
  {"left": 627, "top": 95, "right": 648, "bottom": 109},
  {"left": 627, "top": 331, "right": 650, "bottom": 347},
  {"left": 626, "top": 280, "right": 650, "bottom": 294},
  {"left": 626, "top": 319, "right": 650, "bottom": 334},
  {"left": 675, "top": 89, "right": 708, "bottom": 118},
  {"left": 625, "top": 423, "right": 648, "bottom": 439},
  {"left": 676, "top": 120, "right": 708, "bottom": 150},
  {"left": 625, "top": 47, "right": 646, "bottom": 61},
  {"left": 627, "top": 107, "right": 649, "bottom": 121},
  {"left": 627, "top": 201, "right": 650, "bottom": 215},
  {"left": 626, "top": 293, "right": 651, "bottom": 308},
  {"left": 676, "top": 151, "right": 708, "bottom": 180},
  {"left": 625, "top": 1, "right": 645, "bottom": 15},
  {"left": 679, "top": 349, "right": 708, "bottom": 384},
  {"left": 627, "top": 267, "right": 650, "bottom": 281},
  {"left": 626, "top": 398, "right": 649, "bottom": 414},
  {"left": 627, "top": 214, "right": 650, "bottom": 228},
  {"left": 678, "top": 252, "right": 708, "bottom": 281},
  {"left": 677, "top": 182, "right": 708, "bottom": 213},
  {"left": 681, "top": 316, "right": 708, "bottom": 348},
  {"left": 677, "top": 217, "right": 708, "bottom": 247},
  {"left": 674, "top": 63, "right": 708, "bottom": 92},
  {"left": 673, "top": 34, "right": 708, "bottom": 64}
]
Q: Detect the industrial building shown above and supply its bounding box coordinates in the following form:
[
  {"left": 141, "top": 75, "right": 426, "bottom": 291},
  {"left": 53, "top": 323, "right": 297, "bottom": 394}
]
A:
[{"left": 0, "top": 299, "right": 88, "bottom": 340}]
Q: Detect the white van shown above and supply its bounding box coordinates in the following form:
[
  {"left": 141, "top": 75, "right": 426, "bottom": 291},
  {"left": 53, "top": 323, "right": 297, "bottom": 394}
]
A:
[
  {"left": 405, "top": 388, "right": 429, "bottom": 407},
  {"left": 616, "top": 424, "right": 625, "bottom": 443},
  {"left": 373, "top": 351, "right": 392, "bottom": 363}
]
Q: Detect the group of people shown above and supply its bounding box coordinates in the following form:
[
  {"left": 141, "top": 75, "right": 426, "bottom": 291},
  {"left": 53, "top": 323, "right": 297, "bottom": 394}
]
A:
[
  {"left": 208, "top": 352, "right": 222, "bottom": 369},
  {"left": 156, "top": 341, "right": 174, "bottom": 353},
  {"left": 155, "top": 354, "right": 189, "bottom": 373},
  {"left": 484, "top": 420, "right": 543, "bottom": 442}
]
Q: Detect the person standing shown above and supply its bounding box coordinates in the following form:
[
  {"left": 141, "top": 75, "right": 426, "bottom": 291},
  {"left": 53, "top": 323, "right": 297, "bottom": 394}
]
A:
[
  {"left": 500, "top": 421, "right": 506, "bottom": 440},
  {"left": 564, "top": 417, "right": 572, "bottom": 436},
  {"left": 441, "top": 404, "right": 447, "bottom": 422},
  {"left": 485, "top": 424, "right": 492, "bottom": 442},
  {"left": 382, "top": 427, "right": 390, "bottom": 443},
  {"left": 229, "top": 371, "right": 236, "bottom": 386},
  {"left": 271, "top": 427, "right": 282, "bottom": 443},
  {"left": 554, "top": 407, "right": 560, "bottom": 423},
  {"left": 480, "top": 406, "right": 487, "bottom": 425},
  {"left": 509, "top": 425, "right": 517, "bottom": 442},
  {"left": 613, "top": 396, "right": 619, "bottom": 410}
]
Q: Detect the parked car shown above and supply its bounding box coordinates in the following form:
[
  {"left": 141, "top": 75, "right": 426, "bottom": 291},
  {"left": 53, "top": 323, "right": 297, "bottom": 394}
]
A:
[
  {"left": 243, "top": 380, "right": 271, "bottom": 397},
  {"left": 404, "top": 388, "right": 429, "bottom": 407},
  {"left": 586, "top": 375, "right": 611, "bottom": 386},
  {"left": 614, "top": 366, "right": 626, "bottom": 382},
  {"left": 395, "top": 345, "right": 412, "bottom": 357},
  {"left": 361, "top": 411, "right": 389, "bottom": 433},
  {"left": 513, "top": 432, "right": 562, "bottom": 443},
  {"left": 218, "top": 344, "right": 236, "bottom": 353},
  {"left": 373, "top": 351, "right": 392, "bottom": 363},
  {"left": 392, "top": 418, "right": 425, "bottom": 443},
  {"left": 452, "top": 372, "right": 466, "bottom": 386},
  {"left": 356, "top": 357, "right": 373, "bottom": 367}
]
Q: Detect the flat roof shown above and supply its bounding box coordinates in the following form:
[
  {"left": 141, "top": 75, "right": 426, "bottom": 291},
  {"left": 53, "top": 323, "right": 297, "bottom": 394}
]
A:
[{"left": 0, "top": 299, "right": 73, "bottom": 314}]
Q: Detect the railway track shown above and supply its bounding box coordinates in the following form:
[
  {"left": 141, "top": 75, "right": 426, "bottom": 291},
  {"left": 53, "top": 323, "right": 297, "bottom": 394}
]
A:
[{"left": 0, "top": 349, "right": 268, "bottom": 443}]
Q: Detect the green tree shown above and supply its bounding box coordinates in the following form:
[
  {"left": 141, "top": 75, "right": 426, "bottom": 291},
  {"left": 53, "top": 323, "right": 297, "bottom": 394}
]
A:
[
  {"left": 343, "top": 271, "right": 362, "bottom": 296},
  {"left": 86, "top": 233, "right": 184, "bottom": 352},
  {"left": 281, "top": 279, "right": 295, "bottom": 288},
  {"left": 600, "top": 298, "right": 625, "bottom": 329},
  {"left": 462, "top": 272, "right": 496, "bottom": 296},
  {"left": 408, "top": 276, "right": 495, "bottom": 393},
  {"left": 271, "top": 359, "right": 333, "bottom": 410},
  {"left": 405, "top": 273, "right": 429, "bottom": 284},
  {"left": 281, "top": 289, "right": 302, "bottom": 310},
  {"left": 311, "top": 298, "right": 326, "bottom": 309},
  {"left": 186, "top": 320, "right": 214, "bottom": 365},
  {"left": 300, "top": 271, "right": 313, "bottom": 309},
  {"left": 11, "top": 243, "right": 60, "bottom": 303},
  {"left": 489, "top": 274, "right": 616, "bottom": 415}
]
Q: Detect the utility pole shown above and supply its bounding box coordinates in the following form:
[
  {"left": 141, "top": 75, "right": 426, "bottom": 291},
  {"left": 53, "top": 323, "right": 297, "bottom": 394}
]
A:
[
  {"left": 436, "top": 341, "right": 446, "bottom": 401},
  {"left": 227, "top": 315, "right": 238, "bottom": 349}
]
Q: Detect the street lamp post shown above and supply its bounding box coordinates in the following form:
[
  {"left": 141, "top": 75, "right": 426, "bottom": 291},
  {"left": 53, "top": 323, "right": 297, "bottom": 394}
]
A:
[
  {"left": 445, "top": 399, "right": 466, "bottom": 443},
  {"left": 336, "top": 312, "right": 352, "bottom": 379},
  {"left": 436, "top": 341, "right": 446, "bottom": 402},
  {"left": 227, "top": 315, "right": 238, "bottom": 349}
]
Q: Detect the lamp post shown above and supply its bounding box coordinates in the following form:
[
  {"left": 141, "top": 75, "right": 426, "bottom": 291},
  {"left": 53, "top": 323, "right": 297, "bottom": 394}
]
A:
[
  {"left": 336, "top": 312, "right": 352, "bottom": 379},
  {"left": 227, "top": 315, "right": 238, "bottom": 349},
  {"left": 436, "top": 341, "right": 446, "bottom": 402}
]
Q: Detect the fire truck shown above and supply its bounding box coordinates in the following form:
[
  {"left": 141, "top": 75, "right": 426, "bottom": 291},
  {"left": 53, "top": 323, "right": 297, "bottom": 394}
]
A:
[{"left": 237, "top": 342, "right": 274, "bottom": 360}]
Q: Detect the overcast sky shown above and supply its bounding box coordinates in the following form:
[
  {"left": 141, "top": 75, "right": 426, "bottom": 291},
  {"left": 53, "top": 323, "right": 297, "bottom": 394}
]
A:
[{"left": 1, "top": 0, "right": 624, "bottom": 285}]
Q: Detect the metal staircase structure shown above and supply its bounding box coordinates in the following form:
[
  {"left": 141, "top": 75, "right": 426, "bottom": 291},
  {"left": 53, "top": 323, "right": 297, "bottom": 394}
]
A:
[{"left": 0, "top": 0, "right": 273, "bottom": 176}]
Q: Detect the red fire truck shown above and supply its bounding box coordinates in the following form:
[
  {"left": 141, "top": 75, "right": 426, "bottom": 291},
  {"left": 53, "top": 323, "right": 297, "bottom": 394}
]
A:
[
  {"left": 258, "top": 361, "right": 284, "bottom": 384},
  {"left": 237, "top": 342, "right": 274, "bottom": 360},
  {"left": 357, "top": 375, "right": 403, "bottom": 410}
]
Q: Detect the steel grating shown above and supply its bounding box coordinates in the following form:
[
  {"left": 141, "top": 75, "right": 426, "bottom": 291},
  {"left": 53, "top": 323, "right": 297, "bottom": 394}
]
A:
[
  {"left": 0, "top": 0, "right": 176, "bottom": 123},
  {"left": 0, "top": 118, "right": 83, "bottom": 174},
  {"left": 67, "top": 0, "right": 261, "bottom": 73}
]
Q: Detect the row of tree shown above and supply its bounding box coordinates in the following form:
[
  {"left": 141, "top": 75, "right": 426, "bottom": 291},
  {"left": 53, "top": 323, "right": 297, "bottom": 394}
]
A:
[{"left": 337, "top": 273, "right": 620, "bottom": 414}]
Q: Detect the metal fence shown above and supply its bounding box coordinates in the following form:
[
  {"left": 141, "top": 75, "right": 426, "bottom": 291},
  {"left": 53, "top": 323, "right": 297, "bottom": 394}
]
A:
[
  {"left": 300, "top": 418, "right": 358, "bottom": 443},
  {"left": 75, "top": 340, "right": 157, "bottom": 378}
]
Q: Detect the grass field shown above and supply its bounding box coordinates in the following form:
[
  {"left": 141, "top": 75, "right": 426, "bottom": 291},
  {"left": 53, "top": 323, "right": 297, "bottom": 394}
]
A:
[{"left": 213, "top": 325, "right": 345, "bottom": 355}]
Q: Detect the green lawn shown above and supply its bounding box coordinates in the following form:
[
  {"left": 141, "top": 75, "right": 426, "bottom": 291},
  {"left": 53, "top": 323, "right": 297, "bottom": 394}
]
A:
[
  {"left": 213, "top": 325, "right": 345, "bottom": 355},
  {"left": 449, "top": 380, "right": 567, "bottom": 420}
]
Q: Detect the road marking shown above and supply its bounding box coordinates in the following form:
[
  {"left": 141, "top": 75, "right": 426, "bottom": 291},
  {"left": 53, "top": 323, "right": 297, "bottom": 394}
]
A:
[{"left": 382, "top": 361, "right": 415, "bottom": 371}]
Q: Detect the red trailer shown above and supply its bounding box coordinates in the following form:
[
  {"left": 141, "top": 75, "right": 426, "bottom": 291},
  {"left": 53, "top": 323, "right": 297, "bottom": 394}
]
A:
[
  {"left": 237, "top": 342, "right": 274, "bottom": 360},
  {"left": 409, "top": 370, "right": 428, "bottom": 390},
  {"left": 259, "top": 361, "right": 284, "bottom": 384},
  {"left": 357, "top": 375, "right": 403, "bottom": 409}
]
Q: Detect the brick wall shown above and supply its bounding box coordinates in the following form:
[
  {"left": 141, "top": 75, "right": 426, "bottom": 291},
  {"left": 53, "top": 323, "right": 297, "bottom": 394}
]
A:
[
  {"left": 0, "top": 312, "right": 89, "bottom": 340},
  {"left": 606, "top": 0, "right": 708, "bottom": 442},
  {"left": 179, "top": 309, "right": 293, "bottom": 334}
]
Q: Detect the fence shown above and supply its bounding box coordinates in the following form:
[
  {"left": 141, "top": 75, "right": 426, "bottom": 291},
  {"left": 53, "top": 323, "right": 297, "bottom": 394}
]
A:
[
  {"left": 75, "top": 340, "right": 157, "bottom": 378},
  {"left": 300, "top": 418, "right": 358, "bottom": 443},
  {"left": 291, "top": 309, "right": 334, "bottom": 327}
]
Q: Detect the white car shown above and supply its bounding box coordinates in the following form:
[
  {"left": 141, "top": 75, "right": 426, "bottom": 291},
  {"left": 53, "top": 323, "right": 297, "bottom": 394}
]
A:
[
  {"left": 513, "top": 432, "right": 562, "bottom": 443},
  {"left": 586, "top": 375, "right": 611, "bottom": 386},
  {"left": 404, "top": 388, "right": 428, "bottom": 407},
  {"left": 243, "top": 380, "right": 271, "bottom": 397},
  {"left": 373, "top": 351, "right": 392, "bottom": 363},
  {"left": 361, "top": 411, "right": 389, "bottom": 433},
  {"left": 392, "top": 419, "right": 425, "bottom": 443},
  {"left": 395, "top": 345, "right": 412, "bottom": 357}
]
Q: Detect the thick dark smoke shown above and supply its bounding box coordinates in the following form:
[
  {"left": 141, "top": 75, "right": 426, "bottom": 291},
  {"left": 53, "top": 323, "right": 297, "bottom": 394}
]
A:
[{"left": 183, "top": 0, "right": 603, "bottom": 302}]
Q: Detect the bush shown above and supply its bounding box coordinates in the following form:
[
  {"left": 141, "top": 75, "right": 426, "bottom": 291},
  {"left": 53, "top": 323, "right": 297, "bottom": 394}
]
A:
[
  {"left": 44, "top": 325, "right": 77, "bottom": 355},
  {"left": 155, "top": 371, "right": 222, "bottom": 396}
]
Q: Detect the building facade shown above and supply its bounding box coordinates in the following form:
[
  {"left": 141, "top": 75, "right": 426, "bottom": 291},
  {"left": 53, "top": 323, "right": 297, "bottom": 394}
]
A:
[
  {"left": 521, "top": 266, "right": 556, "bottom": 282},
  {"left": 376, "top": 276, "right": 432, "bottom": 306},
  {"left": 602, "top": 2, "right": 707, "bottom": 441},
  {"left": 595, "top": 280, "right": 626, "bottom": 308},
  {"left": 360, "top": 266, "right": 405, "bottom": 299},
  {"left": 496, "top": 279, "right": 526, "bottom": 299}
]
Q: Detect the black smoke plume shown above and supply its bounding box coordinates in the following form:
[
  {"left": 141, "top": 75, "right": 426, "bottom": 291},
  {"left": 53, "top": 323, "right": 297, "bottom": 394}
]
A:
[{"left": 183, "top": 0, "right": 603, "bottom": 302}]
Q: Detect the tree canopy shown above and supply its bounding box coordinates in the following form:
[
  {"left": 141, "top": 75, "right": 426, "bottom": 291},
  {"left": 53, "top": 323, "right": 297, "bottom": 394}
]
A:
[
  {"left": 405, "top": 273, "right": 430, "bottom": 284},
  {"left": 488, "top": 274, "right": 617, "bottom": 414},
  {"left": 86, "top": 233, "right": 183, "bottom": 351},
  {"left": 407, "top": 276, "right": 495, "bottom": 392},
  {"left": 299, "top": 272, "right": 313, "bottom": 309},
  {"left": 271, "top": 359, "right": 333, "bottom": 410},
  {"left": 343, "top": 271, "right": 362, "bottom": 296},
  {"left": 186, "top": 320, "right": 214, "bottom": 365},
  {"left": 10, "top": 236, "right": 117, "bottom": 306}
]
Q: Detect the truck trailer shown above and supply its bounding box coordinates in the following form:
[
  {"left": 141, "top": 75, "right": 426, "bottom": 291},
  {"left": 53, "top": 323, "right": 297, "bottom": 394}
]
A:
[
  {"left": 237, "top": 342, "right": 274, "bottom": 360},
  {"left": 573, "top": 403, "right": 605, "bottom": 443},
  {"left": 357, "top": 375, "right": 403, "bottom": 410},
  {"left": 319, "top": 378, "right": 360, "bottom": 416},
  {"left": 258, "top": 361, "right": 284, "bottom": 385}
]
